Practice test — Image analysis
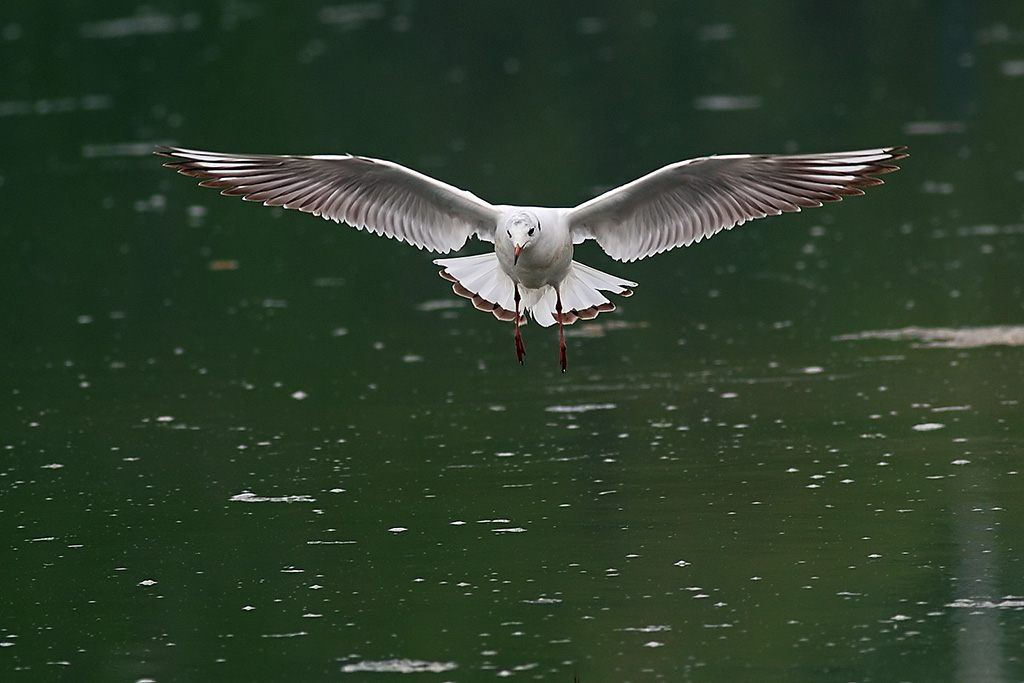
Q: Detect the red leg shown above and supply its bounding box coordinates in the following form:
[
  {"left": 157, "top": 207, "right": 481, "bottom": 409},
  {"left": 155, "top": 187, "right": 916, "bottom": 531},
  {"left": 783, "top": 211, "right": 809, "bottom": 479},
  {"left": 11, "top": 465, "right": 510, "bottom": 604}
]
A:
[
  {"left": 514, "top": 285, "right": 525, "bottom": 365},
  {"left": 556, "top": 293, "right": 567, "bottom": 372}
]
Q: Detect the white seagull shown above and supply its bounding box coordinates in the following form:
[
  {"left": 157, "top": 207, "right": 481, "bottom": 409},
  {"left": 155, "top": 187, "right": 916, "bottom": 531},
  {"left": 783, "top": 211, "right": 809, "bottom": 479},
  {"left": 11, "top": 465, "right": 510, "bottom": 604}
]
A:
[{"left": 157, "top": 145, "right": 906, "bottom": 371}]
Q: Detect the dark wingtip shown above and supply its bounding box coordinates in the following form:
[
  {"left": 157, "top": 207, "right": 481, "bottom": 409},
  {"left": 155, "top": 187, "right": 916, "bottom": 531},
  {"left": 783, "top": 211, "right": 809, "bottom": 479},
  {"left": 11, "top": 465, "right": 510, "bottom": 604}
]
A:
[
  {"left": 879, "top": 145, "right": 909, "bottom": 169},
  {"left": 153, "top": 144, "right": 177, "bottom": 160}
]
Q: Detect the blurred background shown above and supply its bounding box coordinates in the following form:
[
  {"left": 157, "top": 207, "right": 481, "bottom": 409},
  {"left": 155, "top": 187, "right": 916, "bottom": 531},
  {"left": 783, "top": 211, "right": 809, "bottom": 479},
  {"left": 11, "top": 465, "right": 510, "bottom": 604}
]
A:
[{"left": 2, "top": 2, "right": 1023, "bottom": 681}]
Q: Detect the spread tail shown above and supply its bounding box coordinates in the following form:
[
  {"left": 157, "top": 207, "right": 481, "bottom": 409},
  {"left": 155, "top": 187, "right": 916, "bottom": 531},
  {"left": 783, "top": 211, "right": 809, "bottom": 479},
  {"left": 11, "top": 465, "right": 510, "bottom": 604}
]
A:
[
  {"left": 434, "top": 253, "right": 522, "bottom": 322},
  {"left": 434, "top": 254, "right": 635, "bottom": 328},
  {"left": 525, "top": 260, "right": 635, "bottom": 327}
]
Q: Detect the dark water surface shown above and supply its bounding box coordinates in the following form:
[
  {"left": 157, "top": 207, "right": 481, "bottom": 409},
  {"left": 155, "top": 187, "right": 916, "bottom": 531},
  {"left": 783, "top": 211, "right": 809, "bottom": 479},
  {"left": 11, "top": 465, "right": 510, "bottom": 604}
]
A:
[{"left": 4, "top": 2, "right": 1024, "bottom": 682}]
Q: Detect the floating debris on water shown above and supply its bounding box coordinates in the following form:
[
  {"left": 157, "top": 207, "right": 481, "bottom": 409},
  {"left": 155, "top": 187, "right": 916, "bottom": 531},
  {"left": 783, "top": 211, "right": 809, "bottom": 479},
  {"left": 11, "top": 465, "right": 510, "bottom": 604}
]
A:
[{"left": 835, "top": 325, "right": 1024, "bottom": 348}]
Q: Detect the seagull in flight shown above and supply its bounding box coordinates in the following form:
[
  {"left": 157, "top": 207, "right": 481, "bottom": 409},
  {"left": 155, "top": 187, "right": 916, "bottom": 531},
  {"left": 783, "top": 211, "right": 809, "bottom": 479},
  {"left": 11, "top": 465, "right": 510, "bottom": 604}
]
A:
[{"left": 157, "top": 145, "right": 906, "bottom": 371}]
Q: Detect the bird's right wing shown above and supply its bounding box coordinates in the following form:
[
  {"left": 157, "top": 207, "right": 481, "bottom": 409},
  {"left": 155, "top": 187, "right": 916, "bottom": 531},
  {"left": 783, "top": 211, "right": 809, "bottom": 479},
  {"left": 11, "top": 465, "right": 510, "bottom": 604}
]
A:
[
  {"left": 157, "top": 146, "right": 501, "bottom": 253},
  {"left": 566, "top": 147, "right": 907, "bottom": 262}
]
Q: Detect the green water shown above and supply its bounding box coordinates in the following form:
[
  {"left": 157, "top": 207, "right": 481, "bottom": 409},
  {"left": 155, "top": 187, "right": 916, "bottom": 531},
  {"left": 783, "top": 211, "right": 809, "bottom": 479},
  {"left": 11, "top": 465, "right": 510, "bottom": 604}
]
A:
[{"left": 3, "top": 2, "right": 1024, "bottom": 682}]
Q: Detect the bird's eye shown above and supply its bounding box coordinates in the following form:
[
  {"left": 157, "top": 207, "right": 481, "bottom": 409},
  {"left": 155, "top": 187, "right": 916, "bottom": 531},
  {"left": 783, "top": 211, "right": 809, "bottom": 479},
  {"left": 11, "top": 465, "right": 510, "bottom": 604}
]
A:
[{"left": 527, "top": 228, "right": 535, "bottom": 236}]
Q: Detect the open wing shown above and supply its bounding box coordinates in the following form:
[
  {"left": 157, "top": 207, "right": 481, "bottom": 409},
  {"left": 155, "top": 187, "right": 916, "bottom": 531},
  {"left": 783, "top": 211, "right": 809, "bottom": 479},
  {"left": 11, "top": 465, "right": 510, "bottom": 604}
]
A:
[
  {"left": 566, "top": 147, "right": 907, "bottom": 262},
  {"left": 157, "top": 146, "right": 501, "bottom": 253}
]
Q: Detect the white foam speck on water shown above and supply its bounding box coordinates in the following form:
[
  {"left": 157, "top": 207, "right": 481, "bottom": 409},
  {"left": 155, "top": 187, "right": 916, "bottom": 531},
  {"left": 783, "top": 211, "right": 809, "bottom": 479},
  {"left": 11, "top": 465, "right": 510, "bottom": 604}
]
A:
[
  {"left": 619, "top": 624, "right": 672, "bottom": 633},
  {"left": 341, "top": 658, "right": 457, "bottom": 674},
  {"left": 415, "top": 298, "right": 465, "bottom": 312},
  {"left": 318, "top": 4, "right": 386, "bottom": 30},
  {"left": 306, "top": 540, "right": 356, "bottom": 545},
  {"left": 912, "top": 422, "right": 945, "bottom": 432},
  {"left": 903, "top": 120, "right": 967, "bottom": 135},
  {"left": 230, "top": 491, "right": 316, "bottom": 503},
  {"left": 932, "top": 405, "right": 971, "bottom": 412},
  {"left": 1001, "top": 59, "right": 1024, "bottom": 76},
  {"left": 693, "top": 94, "right": 762, "bottom": 111},
  {"left": 1, "top": 94, "right": 113, "bottom": 118},
  {"left": 544, "top": 403, "right": 616, "bottom": 413},
  {"left": 947, "top": 597, "right": 1024, "bottom": 609},
  {"left": 79, "top": 10, "right": 201, "bottom": 39},
  {"left": 82, "top": 140, "right": 166, "bottom": 157}
]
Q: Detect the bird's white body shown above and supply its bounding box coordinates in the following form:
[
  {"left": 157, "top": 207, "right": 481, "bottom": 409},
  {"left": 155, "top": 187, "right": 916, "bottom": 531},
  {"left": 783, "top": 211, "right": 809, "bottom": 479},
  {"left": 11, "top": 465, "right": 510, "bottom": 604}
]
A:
[
  {"left": 494, "top": 208, "right": 571, "bottom": 291},
  {"left": 438, "top": 206, "right": 634, "bottom": 329},
  {"left": 159, "top": 145, "right": 906, "bottom": 369}
]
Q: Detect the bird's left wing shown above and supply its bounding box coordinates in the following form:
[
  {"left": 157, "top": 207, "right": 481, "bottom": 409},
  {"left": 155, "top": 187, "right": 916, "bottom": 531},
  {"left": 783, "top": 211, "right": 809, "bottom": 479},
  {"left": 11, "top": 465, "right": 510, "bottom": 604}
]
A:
[
  {"left": 157, "top": 146, "right": 500, "bottom": 253},
  {"left": 566, "top": 147, "right": 907, "bottom": 262}
]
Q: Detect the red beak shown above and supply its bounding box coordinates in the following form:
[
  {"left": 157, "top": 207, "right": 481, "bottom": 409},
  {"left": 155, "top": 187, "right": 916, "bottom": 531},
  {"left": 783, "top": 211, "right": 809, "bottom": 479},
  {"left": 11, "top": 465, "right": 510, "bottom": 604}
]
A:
[{"left": 513, "top": 244, "right": 523, "bottom": 265}]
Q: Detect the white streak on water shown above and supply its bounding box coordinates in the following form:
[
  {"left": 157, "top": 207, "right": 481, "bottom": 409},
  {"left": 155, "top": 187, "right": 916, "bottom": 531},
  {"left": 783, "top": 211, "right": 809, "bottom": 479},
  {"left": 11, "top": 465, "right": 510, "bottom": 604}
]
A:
[
  {"left": 545, "top": 403, "right": 616, "bottom": 413},
  {"left": 230, "top": 491, "right": 316, "bottom": 503},
  {"left": 341, "top": 658, "right": 457, "bottom": 673}
]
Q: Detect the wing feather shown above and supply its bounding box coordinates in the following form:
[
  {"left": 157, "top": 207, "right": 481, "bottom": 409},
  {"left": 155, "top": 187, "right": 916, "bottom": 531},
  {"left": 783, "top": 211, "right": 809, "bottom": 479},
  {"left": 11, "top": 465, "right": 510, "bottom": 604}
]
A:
[
  {"left": 156, "top": 146, "right": 500, "bottom": 253},
  {"left": 567, "top": 147, "right": 907, "bottom": 262}
]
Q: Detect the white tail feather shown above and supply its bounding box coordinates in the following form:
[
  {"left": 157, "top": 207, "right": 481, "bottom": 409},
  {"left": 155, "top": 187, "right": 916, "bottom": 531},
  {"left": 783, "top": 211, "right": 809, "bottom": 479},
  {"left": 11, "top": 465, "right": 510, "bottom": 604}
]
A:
[{"left": 434, "top": 254, "right": 635, "bottom": 328}]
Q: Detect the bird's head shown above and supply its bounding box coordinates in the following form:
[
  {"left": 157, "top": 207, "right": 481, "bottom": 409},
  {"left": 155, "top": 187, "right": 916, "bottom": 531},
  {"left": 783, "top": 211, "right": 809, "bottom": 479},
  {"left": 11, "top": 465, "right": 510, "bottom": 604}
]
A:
[{"left": 506, "top": 212, "right": 540, "bottom": 265}]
